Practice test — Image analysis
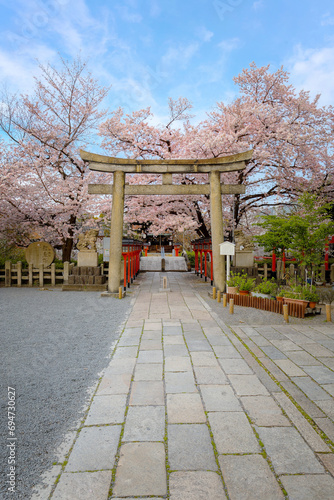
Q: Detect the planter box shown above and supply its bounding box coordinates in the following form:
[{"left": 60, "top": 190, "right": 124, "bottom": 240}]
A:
[
  {"left": 227, "top": 286, "right": 238, "bottom": 294},
  {"left": 283, "top": 297, "right": 309, "bottom": 312},
  {"left": 252, "top": 292, "right": 270, "bottom": 299}
]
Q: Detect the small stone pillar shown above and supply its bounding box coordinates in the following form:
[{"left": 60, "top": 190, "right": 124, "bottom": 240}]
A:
[
  {"left": 51, "top": 263, "right": 56, "bottom": 286},
  {"left": 28, "top": 263, "right": 33, "bottom": 286},
  {"left": 17, "top": 261, "right": 22, "bottom": 287},
  {"left": 39, "top": 264, "right": 44, "bottom": 287},
  {"left": 63, "top": 261, "right": 70, "bottom": 283},
  {"left": 5, "top": 261, "right": 12, "bottom": 287}
]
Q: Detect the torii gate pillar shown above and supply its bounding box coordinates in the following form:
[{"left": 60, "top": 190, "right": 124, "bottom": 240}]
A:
[
  {"left": 210, "top": 171, "right": 225, "bottom": 292},
  {"left": 108, "top": 171, "right": 125, "bottom": 293},
  {"left": 81, "top": 149, "right": 252, "bottom": 294}
]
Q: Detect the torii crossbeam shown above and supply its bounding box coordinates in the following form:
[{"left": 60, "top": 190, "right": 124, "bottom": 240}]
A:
[{"left": 80, "top": 149, "right": 253, "bottom": 293}]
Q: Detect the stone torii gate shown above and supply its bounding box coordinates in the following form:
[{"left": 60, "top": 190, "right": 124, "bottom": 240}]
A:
[{"left": 80, "top": 149, "right": 253, "bottom": 294}]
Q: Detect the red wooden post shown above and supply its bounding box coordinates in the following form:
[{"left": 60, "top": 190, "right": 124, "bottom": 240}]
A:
[
  {"left": 123, "top": 254, "right": 127, "bottom": 291},
  {"left": 272, "top": 251, "right": 276, "bottom": 273},
  {"left": 210, "top": 250, "right": 213, "bottom": 286}
]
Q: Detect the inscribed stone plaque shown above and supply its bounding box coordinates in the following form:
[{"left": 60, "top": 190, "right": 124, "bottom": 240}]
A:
[{"left": 25, "top": 242, "right": 55, "bottom": 268}]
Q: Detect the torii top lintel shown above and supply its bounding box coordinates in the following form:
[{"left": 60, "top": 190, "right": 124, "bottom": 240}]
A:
[{"left": 80, "top": 149, "right": 253, "bottom": 174}]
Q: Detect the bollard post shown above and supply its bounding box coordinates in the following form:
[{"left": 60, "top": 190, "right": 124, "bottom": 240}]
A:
[
  {"left": 217, "top": 290, "right": 221, "bottom": 303},
  {"left": 212, "top": 287, "right": 216, "bottom": 300},
  {"left": 163, "top": 276, "right": 167, "bottom": 289},
  {"left": 326, "top": 304, "right": 332, "bottom": 322},
  {"left": 223, "top": 293, "right": 227, "bottom": 307},
  {"left": 119, "top": 286, "right": 123, "bottom": 299},
  {"left": 283, "top": 304, "right": 289, "bottom": 323},
  {"left": 229, "top": 298, "right": 234, "bottom": 314}
]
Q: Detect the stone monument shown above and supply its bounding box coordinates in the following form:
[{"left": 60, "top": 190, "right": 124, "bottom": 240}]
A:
[
  {"left": 77, "top": 229, "right": 99, "bottom": 267},
  {"left": 25, "top": 241, "right": 55, "bottom": 268},
  {"left": 234, "top": 230, "right": 254, "bottom": 267}
]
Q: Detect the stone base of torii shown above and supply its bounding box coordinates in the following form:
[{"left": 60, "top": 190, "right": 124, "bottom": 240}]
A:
[{"left": 80, "top": 150, "right": 253, "bottom": 294}]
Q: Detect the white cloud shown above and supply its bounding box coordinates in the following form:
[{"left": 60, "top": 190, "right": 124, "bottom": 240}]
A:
[
  {"left": 161, "top": 43, "right": 200, "bottom": 71},
  {"left": 286, "top": 45, "right": 334, "bottom": 105},
  {"left": 321, "top": 12, "right": 334, "bottom": 26},
  {"left": 197, "top": 27, "right": 214, "bottom": 43},
  {"left": 218, "top": 37, "right": 240, "bottom": 53}
]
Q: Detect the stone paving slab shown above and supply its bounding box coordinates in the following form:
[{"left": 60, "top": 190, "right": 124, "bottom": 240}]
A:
[
  {"left": 291, "top": 376, "right": 332, "bottom": 401},
  {"left": 113, "top": 442, "right": 167, "bottom": 497},
  {"left": 219, "top": 454, "right": 285, "bottom": 500},
  {"left": 65, "top": 425, "right": 121, "bottom": 472},
  {"left": 280, "top": 474, "right": 334, "bottom": 500},
  {"left": 228, "top": 374, "right": 270, "bottom": 396},
  {"left": 209, "top": 411, "right": 261, "bottom": 453},
  {"left": 129, "top": 380, "right": 164, "bottom": 405},
  {"left": 200, "top": 385, "right": 242, "bottom": 412},
  {"left": 52, "top": 471, "right": 112, "bottom": 500},
  {"left": 240, "top": 395, "right": 291, "bottom": 427},
  {"left": 257, "top": 426, "right": 325, "bottom": 474},
  {"left": 274, "top": 358, "right": 306, "bottom": 377},
  {"left": 167, "top": 393, "right": 207, "bottom": 423},
  {"left": 84, "top": 395, "right": 127, "bottom": 425},
  {"left": 274, "top": 392, "right": 330, "bottom": 452},
  {"left": 165, "top": 371, "right": 197, "bottom": 393},
  {"left": 169, "top": 471, "right": 226, "bottom": 500},
  {"left": 168, "top": 423, "right": 217, "bottom": 471},
  {"left": 48, "top": 272, "right": 334, "bottom": 500},
  {"left": 134, "top": 362, "right": 163, "bottom": 380},
  {"left": 218, "top": 358, "right": 253, "bottom": 374},
  {"left": 123, "top": 405, "right": 165, "bottom": 441}
]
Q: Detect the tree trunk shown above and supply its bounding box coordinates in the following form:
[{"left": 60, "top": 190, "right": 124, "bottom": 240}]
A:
[{"left": 62, "top": 237, "right": 74, "bottom": 263}]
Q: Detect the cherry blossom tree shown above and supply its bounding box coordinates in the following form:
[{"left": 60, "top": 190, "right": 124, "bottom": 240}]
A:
[
  {"left": 198, "top": 63, "right": 334, "bottom": 233},
  {"left": 99, "top": 98, "right": 212, "bottom": 238},
  {"left": 99, "top": 64, "right": 334, "bottom": 241},
  {"left": 0, "top": 56, "right": 110, "bottom": 261}
]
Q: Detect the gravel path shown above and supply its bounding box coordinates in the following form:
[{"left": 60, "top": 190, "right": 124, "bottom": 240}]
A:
[{"left": 0, "top": 287, "right": 133, "bottom": 499}]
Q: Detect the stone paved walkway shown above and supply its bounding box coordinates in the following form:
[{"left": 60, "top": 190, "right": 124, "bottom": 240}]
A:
[{"left": 37, "top": 272, "right": 334, "bottom": 500}]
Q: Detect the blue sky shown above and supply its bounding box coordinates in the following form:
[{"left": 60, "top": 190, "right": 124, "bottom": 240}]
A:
[{"left": 0, "top": 0, "right": 334, "bottom": 124}]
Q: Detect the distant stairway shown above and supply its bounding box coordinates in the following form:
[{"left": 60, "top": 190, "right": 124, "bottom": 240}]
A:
[{"left": 140, "top": 256, "right": 187, "bottom": 272}]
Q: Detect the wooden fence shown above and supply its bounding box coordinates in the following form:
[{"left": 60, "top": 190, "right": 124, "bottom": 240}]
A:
[
  {"left": 226, "top": 293, "right": 308, "bottom": 319},
  {"left": 0, "top": 261, "right": 74, "bottom": 287}
]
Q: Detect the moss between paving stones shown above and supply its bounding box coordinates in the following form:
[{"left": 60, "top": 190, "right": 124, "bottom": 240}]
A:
[{"left": 229, "top": 327, "right": 334, "bottom": 452}]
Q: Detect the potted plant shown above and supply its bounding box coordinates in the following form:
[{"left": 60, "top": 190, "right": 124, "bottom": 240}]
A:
[
  {"left": 301, "top": 286, "right": 319, "bottom": 308},
  {"left": 282, "top": 285, "right": 309, "bottom": 312},
  {"left": 253, "top": 278, "right": 277, "bottom": 298},
  {"left": 235, "top": 273, "right": 256, "bottom": 295},
  {"left": 226, "top": 272, "right": 240, "bottom": 294}
]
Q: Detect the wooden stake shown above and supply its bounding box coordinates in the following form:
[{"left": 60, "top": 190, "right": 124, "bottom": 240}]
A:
[
  {"left": 212, "top": 287, "right": 216, "bottom": 300},
  {"left": 217, "top": 290, "right": 221, "bottom": 303},
  {"left": 283, "top": 304, "right": 289, "bottom": 323},
  {"left": 229, "top": 298, "right": 234, "bottom": 314},
  {"left": 223, "top": 293, "right": 227, "bottom": 307},
  {"left": 326, "top": 304, "right": 332, "bottom": 322},
  {"left": 119, "top": 286, "right": 123, "bottom": 299}
]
